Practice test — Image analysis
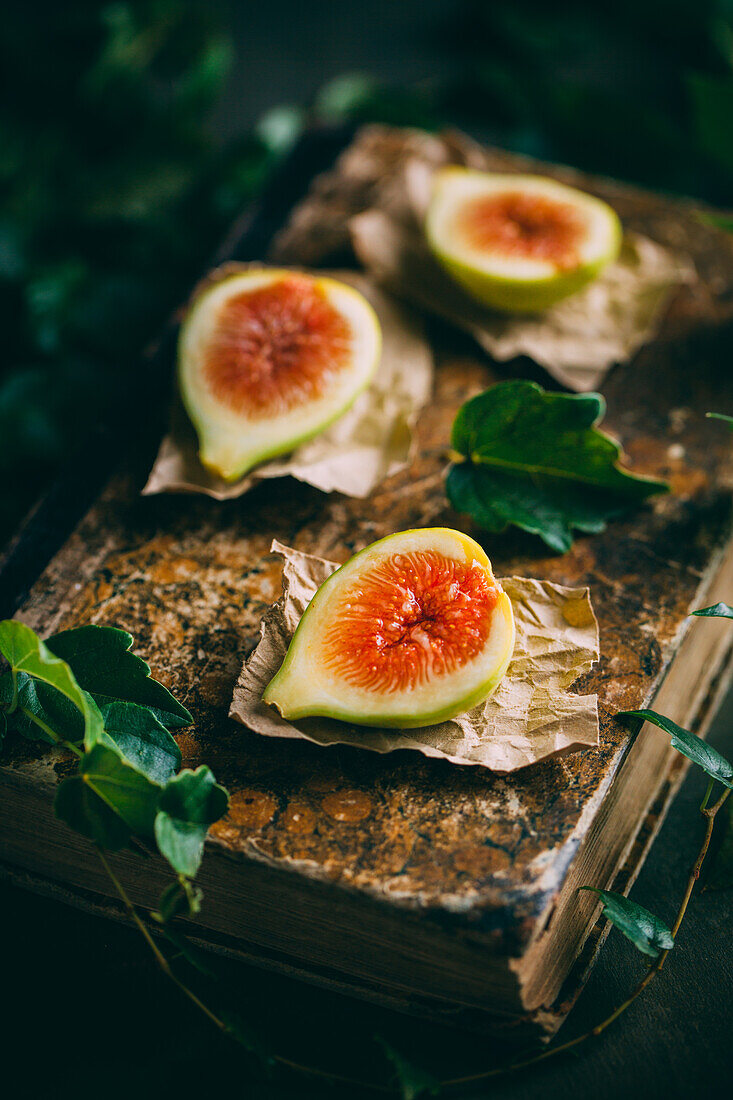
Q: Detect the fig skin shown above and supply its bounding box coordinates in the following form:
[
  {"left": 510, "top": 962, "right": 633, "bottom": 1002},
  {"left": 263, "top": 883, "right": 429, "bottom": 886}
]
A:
[
  {"left": 178, "top": 268, "right": 382, "bottom": 482},
  {"left": 263, "top": 528, "right": 516, "bottom": 730},
  {"left": 426, "top": 168, "right": 622, "bottom": 313}
]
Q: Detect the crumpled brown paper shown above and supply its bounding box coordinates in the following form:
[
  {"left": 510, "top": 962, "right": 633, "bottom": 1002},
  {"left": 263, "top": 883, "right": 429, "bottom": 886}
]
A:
[
  {"left": 349, "top": 141, "right": 696, "bottom": 392},
  {"left": 230, "top": 542, "right": 600, "bottom": 773},
  {"left": 143, "top": 271, "right": 433, "bottom": 500}
]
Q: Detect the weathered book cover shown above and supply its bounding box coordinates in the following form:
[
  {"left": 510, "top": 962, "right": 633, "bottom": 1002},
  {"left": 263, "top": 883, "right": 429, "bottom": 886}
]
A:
[{"left": 1, "top": 126, "right": 732, "bottom": 1037}]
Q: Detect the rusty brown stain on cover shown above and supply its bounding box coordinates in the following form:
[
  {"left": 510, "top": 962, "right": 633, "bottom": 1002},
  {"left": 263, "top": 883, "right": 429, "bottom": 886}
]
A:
[{"left": 3, "top": 127, "right": 733, "bottom": 948}]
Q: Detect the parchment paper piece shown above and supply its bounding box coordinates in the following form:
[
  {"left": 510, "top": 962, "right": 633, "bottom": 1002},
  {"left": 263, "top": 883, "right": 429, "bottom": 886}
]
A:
[
  {"left": 348, "top": 137, "right": 695, "bottom": 391},
  {"left": 143, "top": 271, "right": 433, "bottom": 500},
  {"left": 230, "top": 542, "right": 600, "bottom": 773}
]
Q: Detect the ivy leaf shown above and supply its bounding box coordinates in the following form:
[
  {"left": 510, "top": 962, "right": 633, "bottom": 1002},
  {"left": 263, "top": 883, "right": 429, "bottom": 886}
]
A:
[
  {"left": 219, "top": 1009, "right": 275, "bottom": 1070},
  {"left": 154, "top": 879, "right": 204, "bottom": 924},
  {"left": 0, "top": 670, "right": 85, "bottom": 743},
  {"left": 692, "top": 602, "right": 733, "bottom": 619},
  {"left": 46, "top": 625, "right": 192, "bottom": 729},
  {"left": 160, "top": 923, "right": 216, "bottom": 978},
  {"left": 154, "top": 766, "right": 229, "bottom": 877},
  {"left": 707, "top": 412, "right": 733, "bottom": 426},
  {"left": 617, "top": 709, "right": 733, "bottom": 788},
  {"left": 54, "top": 743, "right": 161, "bottom": 850},
  {"left": 446, "top": 381, "right": 667, "bottom": 553},
  {"left": 580, "top": 888, "right": 674, "bottom": 957},
  {"left": 0, "top": 620, "right": 103, "bottom": 746},
  {"left": 375, "top": 1038, "right": 441, "bottom": 1100},
  {"left": 100, "top": 701, "right": 181, "bottom": 783}
]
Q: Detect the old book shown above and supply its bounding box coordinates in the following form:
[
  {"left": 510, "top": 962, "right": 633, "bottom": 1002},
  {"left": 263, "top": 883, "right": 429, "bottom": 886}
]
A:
[{"left": 1, "top": 126, "right": 732, "bottom": 1040}]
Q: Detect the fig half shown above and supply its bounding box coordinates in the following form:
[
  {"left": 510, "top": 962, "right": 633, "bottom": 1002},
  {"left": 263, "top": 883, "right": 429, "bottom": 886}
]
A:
[
  {"left": 263, "top": 528, "right": 515, "bottom": 729},
  {"left": 426, "top": 167, "right": 622, "bottom": 312},
  {"left": 179, "top": 268, "right": 382, "bottom": 481}
]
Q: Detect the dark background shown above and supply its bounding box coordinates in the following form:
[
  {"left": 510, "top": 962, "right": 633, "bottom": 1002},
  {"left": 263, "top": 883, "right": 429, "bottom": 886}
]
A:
[{"left": 1, "top": 2, "right": 732, "bottom": 1097}]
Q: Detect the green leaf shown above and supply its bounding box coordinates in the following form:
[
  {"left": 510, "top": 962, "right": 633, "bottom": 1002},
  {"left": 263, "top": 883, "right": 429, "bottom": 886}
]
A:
[
  {"left": 580, "top": 887, "right": 674, "bottom": 958},
  {"left": 447, "top": 381, "right": 667, "bottom": 553},
  {"left": 0, "top": 621, "right": 104, "bottom": 746},
  {"left": 692, "top": 602, "right": 733, "bottom": 619},
  {"left": 255, "top": 105, "right": 304, "bottom": 155},
  {"left": 54, "top": 743, "right": 161, "bottom": 850},
  {"left": 154, "top": 766, "right": 229, "bottom": 877},
  {"left": 617, "top": 709, "right": 733, "bottom": 788},
  {"left": 160, "top": 923, "right": 215, "bottom": 978},
  {"left": 219, "top": 1009, "right": 275, "bottom": 1069},
  {"left": 46, "top": 625, "right": 192, "bottom": 728},
  {"left": 314, "top": 72, "right": 379, "bottom": 120},
  {"left": 154, "top": 878, "right": 204, "bottom": 924},
  {"left": 100, "top": 701, "right": 181, "bottom": 783},
  {"left": 375, "top": 1038, "right": 441, "bottom": 1100},
  {"left": 698, "top": 213, "right": 733, "bottom": 235},
  {"left": 0, "top": 670, "right": 81, "bottom": 743},
  {"left": 706, "top": 412, "right": 733, "bottom": 426}
]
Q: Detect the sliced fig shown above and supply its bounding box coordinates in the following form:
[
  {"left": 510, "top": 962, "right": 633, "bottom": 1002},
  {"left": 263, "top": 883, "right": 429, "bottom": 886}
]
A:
[
  {"left": 179, "top": 268, "right": 381, "bottom": 480},
  {"left": 263, "top": 528, "right": 515, "bottom": 729},
  {"left": 426, "top": 168, "right": 622, "bottom": 312}
]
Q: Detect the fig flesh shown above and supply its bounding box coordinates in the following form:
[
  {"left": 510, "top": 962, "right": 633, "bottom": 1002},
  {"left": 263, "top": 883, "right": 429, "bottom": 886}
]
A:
[
  {"left": 263, "top": 528, "right": 515, "bottom": 729},
  {"left": 178, "top": 268, "right": 381, "bottom": 481},
  {"left": 426, "top": 168, "right": 622, "bottom": 312}
]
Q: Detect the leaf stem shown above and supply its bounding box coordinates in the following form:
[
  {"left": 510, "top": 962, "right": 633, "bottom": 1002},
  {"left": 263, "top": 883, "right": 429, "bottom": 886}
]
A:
[
  {"left": 95, "top": 781, "right": 731, "bottom": 1095},
  {"left": 8, "top": 668, "right": 18, "bottom": 714},
  {"left": 18, "top": 705, "right": 83, "bottom": 757},
  {"left": 442, "top": 780, "right": 731, "bottom": 1090},
  {"left": 96, "top": 849, "right": 394, "bottom": 1095}
]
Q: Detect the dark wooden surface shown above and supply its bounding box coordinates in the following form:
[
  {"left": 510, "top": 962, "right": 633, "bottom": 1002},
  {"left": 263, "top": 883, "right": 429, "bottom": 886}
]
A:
[
  {"left": 1, "top": 126, "right": 732, "bottom": 1096},
  {"left": 3, "top": 126, "right": 733, "bottom": 952},
  {"left": 2, "top": 700, "right": 731, "bottom": 1100}
]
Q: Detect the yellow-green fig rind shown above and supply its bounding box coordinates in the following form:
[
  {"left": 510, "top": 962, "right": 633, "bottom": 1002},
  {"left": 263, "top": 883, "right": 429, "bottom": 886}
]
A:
[
  {"left": 263, "top": 527, "right": 516, "bottom": 730},
  {"left": 425, "top": 168, "right": 622, "bottom": 313},
  {"left": 178, "top": 268, "right": 382, "bottom": 482}
]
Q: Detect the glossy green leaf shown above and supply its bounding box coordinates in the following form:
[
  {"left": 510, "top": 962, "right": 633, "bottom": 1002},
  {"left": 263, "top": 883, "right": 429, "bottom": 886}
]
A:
[
  {"left": 376, "top": 1038, "right": 441, "bottom": 1100},
  {"left": 580, "top": 887, "right": 674, "bottom": 958},
  {"left": 46, "top": 625, "right": 192, "bottom": 729},
  {"left": 101, "top": 701, "right": 181, "bottom": 783},
  {"left": 10, "top": 675, "right": 99, "bottom": 744},
  {"left": 154, "top": 766, "right": 229, "bottom": 877},
  {"left": 54, "top": 743, "right": 161, "bottom": 850},
  {"left": 447, "top": 381, "right": 667, "bottom": 553},
  {"left": 618, "top": 709, "right": 733, "bottom": 788},
  {"left": 692, "top": 602, "right": 733, "bottom": 619},
  {"left": 0, "top": 620, "right": 103, "bottom": 746}
]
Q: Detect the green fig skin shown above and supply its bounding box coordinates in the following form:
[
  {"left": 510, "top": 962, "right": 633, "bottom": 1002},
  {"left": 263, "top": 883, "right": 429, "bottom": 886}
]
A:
[
  {"left": 178, "top": 268, "right": 382, "bottom": 482},
  {"left": 263, "top": 528, "right": 516, "bottom": 730},
  {"left": 426, "top": 168, "right": 623, "bottom": 314}
]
